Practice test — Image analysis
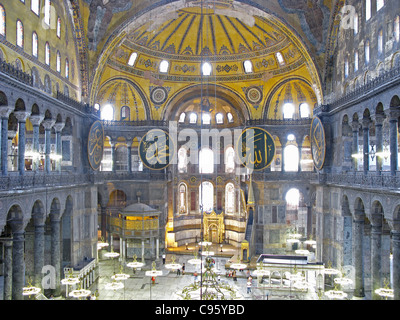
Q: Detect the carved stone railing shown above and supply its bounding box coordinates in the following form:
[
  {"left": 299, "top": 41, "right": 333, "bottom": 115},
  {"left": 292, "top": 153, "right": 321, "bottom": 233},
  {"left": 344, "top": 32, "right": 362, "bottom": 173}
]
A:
[
  {"left": 56, "top": 91, "right": 100, "bottom": 116},
  {"left": 320, "top": 171, "right": 400, "bottom": 189},
  {"left": 0, "top": 60, "right": 33, "bottom": 86},
  {"left": 246, "top": 118, "right": 312, "bottom": 126},
  {"left": 89, "top": 171, "right": 167, "bottom": 183},
  {"left": 102, "top": 120, "right": 168, "bottom": 127}
]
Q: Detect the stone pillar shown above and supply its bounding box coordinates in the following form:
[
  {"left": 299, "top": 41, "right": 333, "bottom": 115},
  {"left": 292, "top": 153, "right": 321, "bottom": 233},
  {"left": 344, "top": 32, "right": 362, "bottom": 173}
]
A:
[
  {"left": 3, "top": 240, "right": 13, "bottom": 300},
  {"left": 14, "top": 111, "right": 31, "bottom": 175},
  {"left": 351, "top": 121, "right": 360, "bottom": 171},
  {"left": 391, "top": 231, "right": 400, "bottom": 300},
  {"left": 156, "top": 238, "right": 159, "bottom": 260},
  {"left": 375, "top": 114, "right": 385, "bottom": 174},
  {"left": 362, "top": 118, "right": 370, "bottom": 175},
  {"left": 42, "top": 119, "right": 55, "bottom": 174},
  {"left": 110, "top": 141, "right": 116, "bottom": 172},
  {"left": 30, "top": 115, "right": 44, "bottom": 172},
  {"left": 127, "top": 144, "right": 132, "bottom": 173},
  {"left": 51, "top": 217, "right": 61, "bottom": 296},
  {"left": 11, "top": 230, "right": 25, "bottom": 300},
  {"left": 53, "top": 122, "right": 65, "bottom": 173},
  {"left": 33, "top": 224, "right": 45, "bottom": 288},
  {"left": 8, "top": 130, "right": 17, "bottom": 172},
  {"left": 371, "top": 221, "right": 382, "bottom": 299},
  {"left": 389, "top": 111, "right": 398, "bottom": 176},
  {"left": 298, "top": 144, "right": 302, "bottom": 172},
  {"left": 0, "top": 106, "right": 13, "bottom": 175},
  {"left": 141, "top": 240, "right": 145, "bottom": 263},
  {"left": 353, "top": 213, "right": 365, "bottom": 298}
]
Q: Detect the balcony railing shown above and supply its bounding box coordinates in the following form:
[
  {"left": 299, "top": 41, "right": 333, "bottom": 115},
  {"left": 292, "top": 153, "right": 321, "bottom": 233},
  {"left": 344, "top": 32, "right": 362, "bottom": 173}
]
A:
[
  {"left": 0, "top": 60, "right": 33, "bottom": 86},
  {"left": 319, "top": 171, "right": 400, "bottom": 189}
]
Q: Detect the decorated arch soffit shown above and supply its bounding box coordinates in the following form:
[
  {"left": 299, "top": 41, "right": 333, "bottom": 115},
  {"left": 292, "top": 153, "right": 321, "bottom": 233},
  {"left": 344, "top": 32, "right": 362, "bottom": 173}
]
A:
[{"left": 85, "top": 0, "right": 329, "bottom": 119}]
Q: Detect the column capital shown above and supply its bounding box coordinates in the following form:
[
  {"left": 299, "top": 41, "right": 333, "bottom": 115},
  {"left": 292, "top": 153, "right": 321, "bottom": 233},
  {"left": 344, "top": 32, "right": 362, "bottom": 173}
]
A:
[
  {"left": 53, "top": 122, "right": 65, "bottom": 133},
  {"left": 14, "top": 111, "right": 31, "bottom": 123},
  {"left": 351, "top": 121, "right": 360, "bottom": 132},
  {"left": 389, "top": 109, "right": 400, "bottom": 121},
  {"left": 29, "top": 115, "right": 44, "bottom": 126},
  {"left": 0, "top": 106, "right": 14, "bottom": 119},
  {"left": 374, "top": 113, "right": 386, "bottom": 126},
  {"left": 42, "top": 119, "right": 55, "bottom": 130},
  {"left": 362, "top": 117, "right": 371, "bottom": 129}
]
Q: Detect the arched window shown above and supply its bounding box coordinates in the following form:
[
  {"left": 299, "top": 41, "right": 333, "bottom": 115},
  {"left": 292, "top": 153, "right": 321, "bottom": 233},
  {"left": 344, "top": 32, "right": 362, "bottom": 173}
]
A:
[
  {"left": 378, "top": 29, "right": 383, "bottom": 54},
  {"left": 202, "top": 62, "right": 212, "bottom": 76},
  {"left": 128, "top": 52, "right": 137, "bottom": 66},
  {"left": 299, "top": 103, "right": 310, "bottom": 118},
  {"left": 377, "top": 0, "right": 384, "bottom": 11},
  {"left": 189, "top": 113, "right": 197, "bottom": 124},
  {"left": 65, "top": 58, "right": 69, "bottom": 78},
  {"left": 199, "top": 147, "right": 213, "bottom": 173},
  {"left": 0, "top": 5, "right": 6, "bottom": 36},
  {"left": 225, "top": 183, "right": 235, "bottom": 214},
  {"left": 365, "top": 40, "right": 370, "bottom": 64},
  {"left": 354, "top": 51, "right": 359, "bottom": 72},
  {"left": 179, "top": 183, "right": 187, "bottom": 214},
  {"left": 32, "top": 32, "right": 38, "bottom": 57},
  {"left": 215, "top": 113, "right": 223, "bottom": 124},
  {"left": 225, "top": 146, "right": 235, "bottom": 173},
  {"left": 159, "top": 60, "right": 169, "bottom": 73},
  {"left": 227, "top": 112, "right": 234, "bottom": 123},
  {"left": 284, "top": 144, "right": 299, "bottom": 172},
  {"left": 395, "top": 16, "right": 400, "bottom": 43},
  {"left": 44, "top": 0, "right": 51, "bottom": 26},
  {"left": 56, "top": 17, "right": 61, "bottom": 38},
  {"left": 199, "top": 181, "right": 213, "bottom": 212},
  {"left": 121, "top": 106, "right": 130, "bottom": 120},
  {"left": 101, "top": 104, "right": 114, "bottom": 121},
  {"left": 179, "top": 112, "right": 186, "bottom": 123},
  {"left": 16, "top": 20, "right": 24, "bottom": 48},
  {"left": 202, "top": 113, "right": 211, "bottom": 124},
  {"left": 344, "top": 57, "right": 349, "bottom": 78},
  {"left": 45, "top": 42, "right": 50, "bottom": 65},
  {"left": 31, "top": 0, "right": 40, "bottom": 15},
  {"left": 276, "top": 52, "right": 285, "bottom": 66},
  {"left": 243, "top": 60, "right": 253, "bottom": 73},
  {"left": 354, "top": 13, "right": 358, "bottom": 35},
  {"left": 283, "top": 103, "right": 295, "bottom": 119},
  {"left": 285, "top": 188, "right": 300, "bottom": 208},
  {"left": 366, "top": 0, "right": 371, "bottom": 21},
  {"left": 178, "top": 147, "right": 188, "bottom": 173},
  {"left": 56, "top": 51, "right": 61, "bottom": 72}
]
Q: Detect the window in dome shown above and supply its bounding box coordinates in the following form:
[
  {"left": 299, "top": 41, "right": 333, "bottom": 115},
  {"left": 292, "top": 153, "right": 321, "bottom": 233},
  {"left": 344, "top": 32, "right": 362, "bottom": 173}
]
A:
[
  {"left": 65, "top": 58, "right": 69, "bottom": 78},
  {"left": 199, "top": 181, "right": 214, "bottom": 212},
  {"left": 225, "top": 146, "right": 235, "bottom": 173},
  {"left": 216, "top": 113, "right": 223, "bottom": 124},
  {"left": 178, "top": 147, "right": 188, "bottom": 173},
  {"left": 0, "top": 5, "right": 5, "bottom": 36},
  {"left": 56, "top": 51, "right": 61, "bottom": 73},
  {"left": 202, "top": 62, "right": 212, "bottom": 76},
  {"left": 287, "top": 134, "right": 295, "bottom": 141},
  {"left": 57, "top": 17, "right": 61, "bottom": 38},
  {"left": 227, "top": 112, "right": 234, "bottom": 123},
  {"left": 45, "top": 42, "right": 50, "bottom": 65},
  {"left": 44, "top": 0, "right": 51, "bottom": 26},
  {"left": 121, "top": 106, "right": 130, "bottom": 120},
  {"left": 395, "top": 16, "right": 400, "bottom": 43},
  {"left": 94, "top": 104, "right": 100, "bottom": 111},
  {"left": 202, "top": 113, "right": 211, "bottom": 124},
  {"left": 101, "top": 104, "right": 114, "bottom": 121},
  {"left": 16, "top": 20, "right": 24, "bottom": 48},
  {"left": 366, "top": 0, "right": 371, "bottom": 21},
  {"left": 179, "top": 183, "right": 187, "bottom": 214},
  {"left": 179, "top": 112, "right": 186, "bottom": 123},
  {"left": 378, "top": 29, "right": 383, "bottom": 54},
  {"left": 365, "top": 40, "right": 370, "bottom": 64},
  {"left": 128, "top": 52, "right": 137, "bottom": 66},
  {"left": 299, "top": 103, "right": 310, "bottom": 118},
  {"left": 377, "top": 0, "right": 384, "bottom": 11},
  {"left": 243, "top": 60, "right": 253, "bottom": 73},
  {"left": 283, "top": 103, "right": 295, "bottom": 119},
  {"left": 225, "top": 183, "right": 235, "bottom": 214},
  {"left": 32, "top": 32, "right": 38, "bottom": 57},
  {"left": 284, "top": 144, "right": 299, "bottom": 172},
  {"left": 31, "top": 0, "right": 40, "bottom": 15},
  {"left": 276, "top": 52, "right": 285, "bottom": 66},
  {"left": 354, "top": 51, "right": 359, "bottom": 72},
  {"left": 159, "top": 60, "right": 169, "bottom": 73},
  {"left": 199, "top": 147, "right": 214, "bottom": 173},
  {"left": 189, "top": 113, "right": 197, "bottom": 124}
]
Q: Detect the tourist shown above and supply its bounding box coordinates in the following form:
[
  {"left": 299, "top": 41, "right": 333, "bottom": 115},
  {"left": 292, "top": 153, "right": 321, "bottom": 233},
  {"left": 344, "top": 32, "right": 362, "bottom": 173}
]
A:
[
  {"left": 247, "top": 280, "right": 252, "bottom": 294},
  {"left": 182, "top": 263, "right": 185, "bottom": 275}
]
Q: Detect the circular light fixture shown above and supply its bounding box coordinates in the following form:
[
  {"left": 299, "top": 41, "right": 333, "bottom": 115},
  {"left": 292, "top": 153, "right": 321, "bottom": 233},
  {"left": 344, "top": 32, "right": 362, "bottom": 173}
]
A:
[
  {"left": 111, "top": 273, "right": 130, "bottom": 281},
  {"left": 61, "top": 277, "right": 80, "bottom": 285},
  {"left": 375, "top": 288, "right": 394, "bottom": 299},
  {"left": 295, "top": 249, "right": 310, "bottom": 255},
  {"left": 105, "top": 281, "right": 124, "bottom": 291},
  {"left": 334, "top": 277, "right": 353, "bottom": 286},
  {"left": 69, "top": 289, "right": 91, "bottom": 298},
  {"left": 104, "top": 251, "right": 120, "bottom": 258},
  {"left": 325, "top": 290, "right": 348, "bottom": 300},
  {"left": 145, "top": 261, "right": 163, "bottom": 277},
  {"left": 22, "top": 286, "right": 41, "bottom": 296}
]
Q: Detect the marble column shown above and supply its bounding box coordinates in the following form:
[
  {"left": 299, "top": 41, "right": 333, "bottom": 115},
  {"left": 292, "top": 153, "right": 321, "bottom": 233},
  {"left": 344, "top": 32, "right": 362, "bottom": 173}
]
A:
[
  {"left": 14, "top": 111, "right": 31, "bottom": 175},
  {"left": 353, "top": 213, "right": 365, "bottom": 298},
  {"left": 0, "top": 106, "right": 14, "bottom": 175},
  {"left": 298, "top": 145, "right": 302, "bottom": 172},
  {"left": 127, "top": 144, "right": 132, "bottom": 173},
  {"left": 110, "top": 141, "right": 116, "bottom": 172},
  {"left": 42, "top": 119, "right": 55, "bottom": 174},
  {"left": 11, "top": 230, "right": 25, "bottom": 300},
  {"left": 53, "top": 122, "right": 65, "bottom": 173},
  {"left": 351, "top": 121, "right": 360, "bottom": 171},
  {"left": 371, "top": 222, "right": 382, "bottom": 299},
  {"left": 392, "top": 231, "right": 400, "bottom": 300},
  {"left": 375, "top": 115, "right": 385, "bottom": 175},
  {"left": 389, "top": 111, "right": 398, "bottom": 176},
  {"left": 33, "top": 224, "right": 45, "bottom": 288},
  {"left": 29, "top": 115, "right": 44, "bottom": 172},
  {"left": 141, "top": 240, "right": 145, "bottom": 263},
  {"left": 362, "top": 118, "right": 370, "bottom": 175},
  {"left": 51, "top": 217, "right": 61, "bottom": 296},
  {"left": 3, "top": 240, "right": 13, "bottom": 300}
]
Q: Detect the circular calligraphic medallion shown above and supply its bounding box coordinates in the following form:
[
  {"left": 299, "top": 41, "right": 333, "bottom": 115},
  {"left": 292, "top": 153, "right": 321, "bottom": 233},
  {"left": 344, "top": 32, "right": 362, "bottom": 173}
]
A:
[
  {"left": 246, "top": 87, "right": 262, "bottom": 104},
  {"left": 235, "top": 127, "right": 275, "bottom": 171},
  {"left": 150, "top": 87, "right": 168, "bottom": 105},
  {"left": 310, "top": 116, "right": 326, "bottom": 170},
  {"left": 87, "top": 120, "right": 104, "bottom": 170},
  {"left": 139, "top": 129, "right": 174, "bottom": 170}
]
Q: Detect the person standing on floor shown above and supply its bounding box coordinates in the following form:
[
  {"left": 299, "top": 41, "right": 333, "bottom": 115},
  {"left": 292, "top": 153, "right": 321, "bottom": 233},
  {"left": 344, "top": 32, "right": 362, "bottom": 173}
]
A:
[
  {"left": 162, "top": 253, "right": 166, "bottom": 264},
  {"left": 247, "top": 280, "right": 252, "bottom": 294},
  {"left": 182, "top": 263, "right": 185, "bottom": 275}
]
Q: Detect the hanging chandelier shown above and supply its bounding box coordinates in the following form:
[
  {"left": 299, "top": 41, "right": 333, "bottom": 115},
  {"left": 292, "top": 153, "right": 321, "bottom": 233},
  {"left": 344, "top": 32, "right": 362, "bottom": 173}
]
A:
[
  {"left": 126, "top": 254, "right": 145, "bottom": 269},
  {"left": 165, "top": 255, "right": 182, "bottom": 271}
]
